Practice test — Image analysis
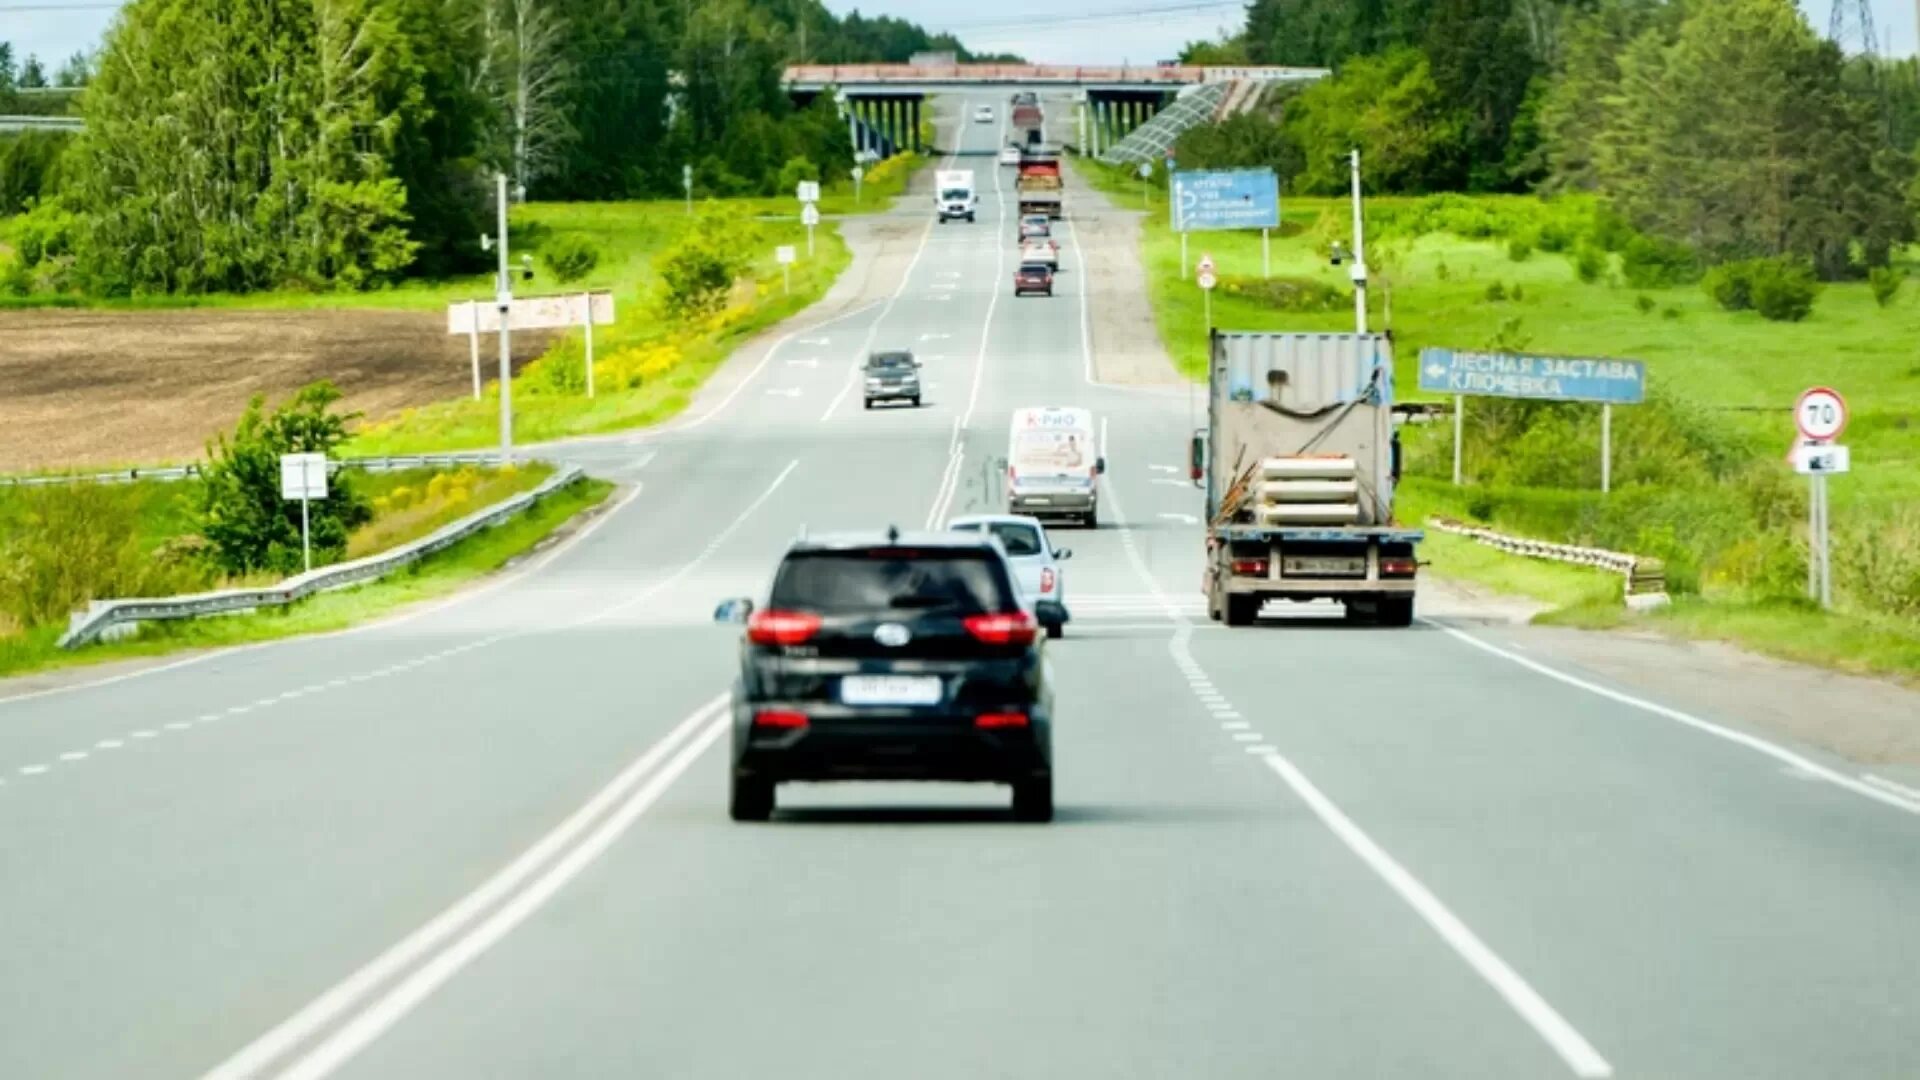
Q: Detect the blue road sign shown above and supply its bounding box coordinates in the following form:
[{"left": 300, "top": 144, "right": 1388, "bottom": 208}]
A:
[
  {"left": 1418, "top": 348, "right": 1646, "bottom": 405},
  {"left": 1171, "top": 169, "right": 1279, "bottom": 232}
]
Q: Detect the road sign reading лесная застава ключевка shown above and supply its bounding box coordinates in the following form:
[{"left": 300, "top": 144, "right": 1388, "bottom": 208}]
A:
[{"left": 1418, "top": 348, "right": 1645, "bottom": 405}]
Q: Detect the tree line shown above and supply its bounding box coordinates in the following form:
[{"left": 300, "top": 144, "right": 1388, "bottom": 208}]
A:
[
  {"left": 0, "top": 0, "right": 1004, "bottom": 297},
  {"left": 1176, "top": 0, "right": 1915, "bottom": 282}
]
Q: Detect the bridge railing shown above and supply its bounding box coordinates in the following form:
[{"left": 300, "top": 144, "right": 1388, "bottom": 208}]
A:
[{"left": 783, "top": 64, "right": 1328, "bottom": 85}]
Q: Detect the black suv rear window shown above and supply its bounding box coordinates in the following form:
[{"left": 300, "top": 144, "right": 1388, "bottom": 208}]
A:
[
  {"left": 770, "top": 549, "right": 1013, "bottom": 615},
  {"left": 867, "top": 353, "right": 913, "bottom": 370}
]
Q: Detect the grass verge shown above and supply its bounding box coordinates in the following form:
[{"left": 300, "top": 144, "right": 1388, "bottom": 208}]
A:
[
  {"left": 342, "top": 222, "right": 853, "bottom": 454},
  {"left": 0, "top": 477, "right": 613, "bottom": 681},
  {"left": 1401, "top": 478, "right": 1920, "bottom": 682}
]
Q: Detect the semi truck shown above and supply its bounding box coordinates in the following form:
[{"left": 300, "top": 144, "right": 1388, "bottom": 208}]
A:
[
  {"left": 1192, "top": 331, "right": 1423, "bottom": 627},
  {"left": 935, "top": 169, "right": 977, "bottom": 223},
  {"left": 1010, "top": 92, "right": 1044, "bottom": 142},
  {"left": 1015, "top": 154, "right": 1063, "bottom": 219}
]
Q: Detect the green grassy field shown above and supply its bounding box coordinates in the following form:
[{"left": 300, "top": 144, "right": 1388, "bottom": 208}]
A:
[{"left": 0, "top": 476, "right": 612, "bottom": 679}]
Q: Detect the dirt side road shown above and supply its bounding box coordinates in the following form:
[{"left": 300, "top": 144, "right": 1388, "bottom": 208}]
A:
[{"left": 0, "top": 308, "right": 553, "bottom": 472}]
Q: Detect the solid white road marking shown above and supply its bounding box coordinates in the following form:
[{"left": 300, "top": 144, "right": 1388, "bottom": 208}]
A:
[
  {"left": 1863, "top": 774, "right": 1920, "bottom": 803},
  {"left": 1255, "top": 747, "right": 1614, "bottom": 1077},
  {"left": 1428, "top": 620, "right": 1920, "bottom": 817},
  {"left": 1105, "top": 469, "right": 1611, "bottom": 1077},
  {"left": 204, "top": 696, "right": 730, "bottom": 1080}
]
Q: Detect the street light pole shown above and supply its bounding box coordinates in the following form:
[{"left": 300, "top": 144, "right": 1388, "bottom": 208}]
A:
[
  {"left": 1348, "top": 148, "right": 1368, "bottom": 335},
  {"left": 494, "top": 171, "right": 514, "bottom": 461}
]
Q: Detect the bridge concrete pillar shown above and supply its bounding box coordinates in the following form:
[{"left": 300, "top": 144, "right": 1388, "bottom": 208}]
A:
[{"left": 910, "top": 97, "right": 921, "bottom": 152}]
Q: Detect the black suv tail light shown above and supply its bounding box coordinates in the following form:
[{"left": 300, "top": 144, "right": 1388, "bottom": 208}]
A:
[
  {"left": 747, "top": 610, "right": 823, "bottom": 645},
  {"left": 962, "top": 612, "right": 1037, "bottom": 646}
]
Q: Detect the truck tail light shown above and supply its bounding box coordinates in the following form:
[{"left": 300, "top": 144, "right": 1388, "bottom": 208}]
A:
[
  {"left": 1039, "top": 568, "right": 1056, "bottom": 594},
  {"left": 964, "top": 612, "right": 1037, "bottom": 646},
  {"left": 1231, "top": 558, "right": 1270, "bottom": 576},
  {"left": 753, "top": 710, "right": 810, "bottom": 729},
  {"left": 746, "top": 610, "right": 822, "bottom": 646},
  {"left": 1380, "top": 557, "right": 1418, "bottom": 578},
  {"left": 975, "top": 712, "right": 1029, "bottom": 729}
]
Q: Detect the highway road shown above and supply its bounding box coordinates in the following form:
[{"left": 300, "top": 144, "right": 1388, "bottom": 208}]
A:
[{"left": 3, "top": 100, "right": 1919, "bottom": 1080}]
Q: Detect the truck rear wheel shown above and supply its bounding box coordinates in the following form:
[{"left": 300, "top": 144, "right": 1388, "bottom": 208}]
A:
[
  {"left": 1225, "top": 594, "right": 1259, "bottom": 627},
  {"left": 1378, "top": 596, "right": 1415, "bottom": 627}
]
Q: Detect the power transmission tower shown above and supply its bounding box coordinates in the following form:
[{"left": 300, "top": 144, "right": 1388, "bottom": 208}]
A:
[{"left": 1826, "top": 0, "right": 1879, "bottom": 57}]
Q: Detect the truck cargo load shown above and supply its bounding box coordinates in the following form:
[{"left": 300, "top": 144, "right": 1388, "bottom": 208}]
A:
[
  {"left": 1015, "top": 156, "right": 1064, "bottom": 219},
  {"left": 1193, "top": 331, "right": 1422, "bottom": 627}
]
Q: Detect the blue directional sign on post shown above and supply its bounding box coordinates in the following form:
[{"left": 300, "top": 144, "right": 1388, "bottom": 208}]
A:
[
  {"left": 1171, "top": 169, "right": 1280, "bottom": 233},
  {"left": 1418, "top": 348, "right": 1646, "bottom": 404}
]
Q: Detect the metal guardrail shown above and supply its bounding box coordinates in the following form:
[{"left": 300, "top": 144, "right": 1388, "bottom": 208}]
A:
[
  {"left": 1, "top": 452, "right": 503, "bottom": 488},
  {"left": 0, "top": 115, "right": 84, "bottom": 132},
  {"left": 1429, "top": 517, "right": 1670, "bottom": 609},
  {"left": 56, "top": 465, "right": 585, "bottom": 649}
]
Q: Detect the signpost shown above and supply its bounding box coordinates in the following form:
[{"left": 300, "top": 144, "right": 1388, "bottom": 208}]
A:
[
  {"left": 776, "top": 244, "right": 796, "bottom": 294},
  {"left": 1196, "top": 253, "right": 1216, "bottom": 328},
  {"left": 449, "top": 292, "right": 616, "bottom": 398},
  {"left": 852, "top": 164, "right": 865, "bottom": 204},
  {"left": 1136, "top": 161, "right": 1153, "bottom": 208},
  {"left": 1170, "top": 167, "right": 1279, "bottom": 282},
  {"left": 801, "top": 202, "right": 820, "bottom": 255},
  {"left": 1792, "top": 386, "right": 1848, "bottom": 608},
  {"left": 1419, "top": 348, "right": 1647, "bottom": 490},
  {"left": 279, "top": 452, "right": 328, "bottom": 574}
]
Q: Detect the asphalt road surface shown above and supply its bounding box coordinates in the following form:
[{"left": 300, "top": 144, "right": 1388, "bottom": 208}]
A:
[{"left": 3, "top": 101, "right": 1918, "bottom": 1080}]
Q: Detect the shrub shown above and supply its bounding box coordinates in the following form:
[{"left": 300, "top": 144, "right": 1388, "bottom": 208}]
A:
[
  {"left": 1507, "top": 235, "right": 1534, "bottom": 262},
  {"left": 0, "top": 255, "right": 30, "bottom": 297},
  {"left": 1484, "top": 281, "right": 1507, "bottom": 301},
  {"left": 1435, "top": 259, "right": 1451, "bottom": 281},
  {"left": 540, "top": 235, "right": 600, "bottom": 284},
  {"left": 198, "top": 382, "right": 373, "bottom": 576},
  {"left": 1662, "top": 305, "right": 1681, "bottom": 319},
  {"left": 774, "top": 156, "right": 821, "bottom": 197},
  {"left": 1572, "top": 244, "right": 1605, "bottom": 284},
  {"left": 1703, "top": 262, "right": 1755, "bottom": 311},
  {"left": 1635, "top": 294, "right": 1655, "bottom": 314},
  {"left": 1536, "top": 221, "right": 1575, "bottom": 253},
  {"left": 1869, "top": 266, "right": 1902, "bottom": 308},
  {"left": 1620, "top": 235, "right": 1699, "bottom": 288},
  {"left": 1750, "top": 259, "right": 1819, "bottom": 322},
  {"left": 11, "top": 197, "right": 78, "bottom": 265},
  {"left": 1510, "top": 283, "right": 1524, "bottom": 301},
  {"left": 1228, "top": 275, "right": 1345, "bottom": 311}
]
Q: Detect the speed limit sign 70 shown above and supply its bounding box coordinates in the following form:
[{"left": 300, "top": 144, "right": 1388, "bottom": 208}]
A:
[{"left": 1795, "top": 386, "right": 1848, "bottom": 441}]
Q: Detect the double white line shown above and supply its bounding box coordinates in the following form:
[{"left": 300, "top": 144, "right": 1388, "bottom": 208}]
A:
[{"left": 203, "top": 695, "right": 731, "bottom": 1080}]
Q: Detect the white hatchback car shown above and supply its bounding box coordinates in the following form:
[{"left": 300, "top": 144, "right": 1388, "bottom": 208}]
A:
[
  {"left": 999, "top": 146, "right": 1022, "bottom": 166},
  {"left": 948, "top": 514, "right": 1072, "bottom": 638},
  {"left": 975, "top": 105, "right": 995, "bottom": 123},
  {"left": 1019, "top": 238, "right": 1059, "bottom": 269}
]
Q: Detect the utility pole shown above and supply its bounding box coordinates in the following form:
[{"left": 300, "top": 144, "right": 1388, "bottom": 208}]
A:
[
  {"left": 493, "top": 172, "right": 514, "bottom": 461},
  {"left": 1348, "top": 148, "right": 1368, "bottom": 335}
]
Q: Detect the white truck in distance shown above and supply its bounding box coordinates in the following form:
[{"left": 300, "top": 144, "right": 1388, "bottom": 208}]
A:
[{"left": 936, "top": 170, "right": 977, "bottom": 223}]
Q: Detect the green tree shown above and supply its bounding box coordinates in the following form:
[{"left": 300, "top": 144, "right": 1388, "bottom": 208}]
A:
[
  {"left": 1281, "top": 47, "right": 1464, "bottom": 194},
  {"left": 1593, "top": 0, "right": 1911, "bottom": 277},
  {"left": 1540, "top": 0, "right": 1672, "bottom": 192},
  {"left": 69, "top": 0, "right": 427, "bottom": 295},
  {"left": 1423, "top": 0, "right": 1536, "bottom": 190},
  {"left": 18, "top": 54, "right": 46, "bottom": 88},
  {"left": 199, "top": 382, "right": 373, "bottom": 576}
]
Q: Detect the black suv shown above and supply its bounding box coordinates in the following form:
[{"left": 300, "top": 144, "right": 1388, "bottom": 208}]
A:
[
  {"left": 862, "top": 351, "right": 921, "bottom": 409},
  {"left": 715, "top": 530, "right": 1054, "bottom": 823}
]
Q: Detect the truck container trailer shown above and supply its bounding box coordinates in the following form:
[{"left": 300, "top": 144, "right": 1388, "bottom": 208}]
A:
[
  {"left": 1015, "top": 156, "right": 1064, "bottom": 219},
  {"left": 1192, "top": 331, "right": 1422, "bottom": 627}
]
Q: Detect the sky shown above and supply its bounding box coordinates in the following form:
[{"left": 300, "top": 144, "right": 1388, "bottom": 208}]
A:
[{"left": 1, "top": 0, "right": 1915, "bottom": 74}]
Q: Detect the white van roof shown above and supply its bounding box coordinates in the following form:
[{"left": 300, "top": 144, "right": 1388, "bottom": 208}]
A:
[{"left": 1011, "top": 406, "right": 1093, "bottom": 430}]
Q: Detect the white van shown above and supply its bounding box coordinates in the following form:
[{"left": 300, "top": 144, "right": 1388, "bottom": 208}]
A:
[
  {"left": 935, "top": 169, "right": 977, "bottom": 223},
  {"left": 1006, "top": 406, "right": 1104, "bottom": 527}
]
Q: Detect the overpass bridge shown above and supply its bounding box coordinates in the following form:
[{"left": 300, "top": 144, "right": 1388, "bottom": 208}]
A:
[{"left": 784, "top": 63, "right": 1329, "bottom": 162}]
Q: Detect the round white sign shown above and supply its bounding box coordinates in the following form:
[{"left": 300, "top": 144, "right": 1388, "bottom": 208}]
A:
[
  {"left": 1197, "top": 269, "right": 1217, "bottom": 291},
  {"left": 1795, "top": 386, "right": 1847, "bottom": 441}
]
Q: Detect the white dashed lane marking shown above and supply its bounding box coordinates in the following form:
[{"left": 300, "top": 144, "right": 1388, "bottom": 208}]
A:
[
  {"left": 20, "top": 765, "right": 49, "bottom": 776},
  {"left": 95, "top": 740, "right": 124, "bottom": 750},
  {"left": 59, "top": 751, "right": 87, "bottom": 762}
]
